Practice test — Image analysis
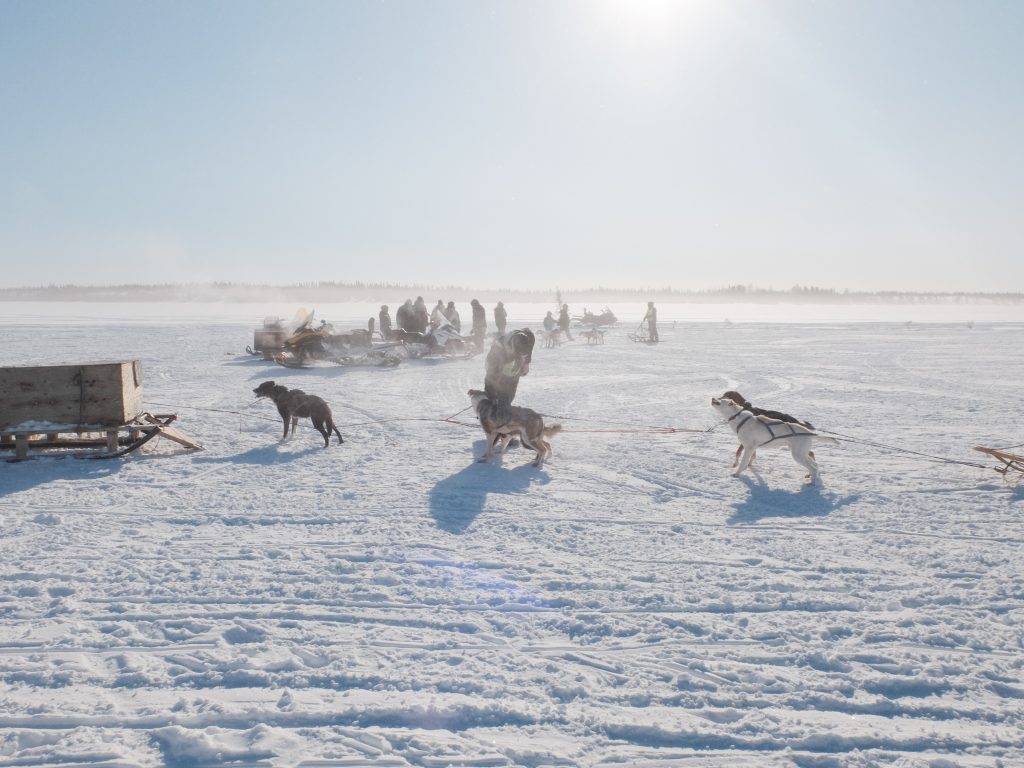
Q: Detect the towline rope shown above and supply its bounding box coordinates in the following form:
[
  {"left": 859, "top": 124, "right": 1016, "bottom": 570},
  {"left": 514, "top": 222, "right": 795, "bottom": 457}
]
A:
[
  {"left": 143, "top": 401, "right": 702, "bottom": 435},
  {"left": 818, "top": 429, "right": 993, "bottom": 471}
]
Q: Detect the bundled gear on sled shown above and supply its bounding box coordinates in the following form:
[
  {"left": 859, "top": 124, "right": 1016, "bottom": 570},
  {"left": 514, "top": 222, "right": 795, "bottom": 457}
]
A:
[
  {"left": 390, "top": 319, "right": 476, "bottom": 359},
  {"left": 574, "top": 307, "right": 618, "bottom": 327},
  {"left": 274, "top": 310, "right": 403, "bottom": 368}
]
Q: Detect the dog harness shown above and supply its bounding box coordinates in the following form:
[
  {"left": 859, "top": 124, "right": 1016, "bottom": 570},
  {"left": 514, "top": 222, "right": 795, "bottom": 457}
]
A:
[{"left": 730, "top": 410, "right": 808, "bottom": 445}]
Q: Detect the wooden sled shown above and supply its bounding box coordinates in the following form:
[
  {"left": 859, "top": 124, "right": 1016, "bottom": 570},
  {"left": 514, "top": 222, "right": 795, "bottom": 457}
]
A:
[
  {"left": 1, "top": 413, "right": 202, "bottom": 461},
  {"left": 973, "top": 446, "right": 1024, "bottom": 476}
]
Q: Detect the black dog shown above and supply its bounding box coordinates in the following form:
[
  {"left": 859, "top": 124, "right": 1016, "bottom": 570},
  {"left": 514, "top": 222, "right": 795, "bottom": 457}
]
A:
[
  {"left": 253, "top": 381, "right": 344, "bottom": 447},
  {"left": 720, "top": 390, "right": 813, "bottom": 429}
]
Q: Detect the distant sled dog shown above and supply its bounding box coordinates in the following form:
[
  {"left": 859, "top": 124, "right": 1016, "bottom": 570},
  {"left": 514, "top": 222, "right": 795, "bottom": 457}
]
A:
[
  {"left": 254, "top": 380, "right": 344, "bottom": 447},
  {"left": 711, "top": 395, "right": 836, "bottom": 484},
  {"left": 468, "top": 389, "right": 561, "bottom": 467}
]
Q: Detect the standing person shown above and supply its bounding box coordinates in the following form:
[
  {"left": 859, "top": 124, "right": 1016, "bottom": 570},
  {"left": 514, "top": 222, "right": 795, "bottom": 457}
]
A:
[
  {"left": 643, "top": 301, "right": 659, "bottom": 342},
  {"left": 431, "top": 300, "right": 446, "bottom": 329},
  {"left": 493, "top": 301, "right": 508, "bottom": 336},
  {"left": 445, "top": 301, "right": 461, "bottom": 332},
  {"left": 470, "top": 299, "right": 486, "bottom": 349},
  {"left": 396, "top": 299, "right": 414, "bottom": 333},
  {"left": 378, "top": 305, "right": 392, "bottom": 340},
  {"left": 543, "top": 310, "right": 555, "bottom": 332},
  {"left": 484, "top": 329, "right": 535, "bottom": 406},
  {"left": 557, "top": 304, "right": 573, "bottom": 341},
  {"left": 413, "top": 296, "right": 429, "bottom": 333}
]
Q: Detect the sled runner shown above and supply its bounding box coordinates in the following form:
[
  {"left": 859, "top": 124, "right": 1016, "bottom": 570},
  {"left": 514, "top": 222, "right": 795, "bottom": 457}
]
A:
[
  {"left": 973, "top": 446, "right": 1024, "bottom": 476},
  {"left": 1, "top": 413, "right": 202, "bottom": 461}
]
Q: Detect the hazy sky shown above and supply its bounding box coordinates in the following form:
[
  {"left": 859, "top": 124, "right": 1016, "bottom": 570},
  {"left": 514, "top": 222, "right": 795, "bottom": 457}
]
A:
[{"left": 1, "top": 0, "right": 1021, "bottom": 291}]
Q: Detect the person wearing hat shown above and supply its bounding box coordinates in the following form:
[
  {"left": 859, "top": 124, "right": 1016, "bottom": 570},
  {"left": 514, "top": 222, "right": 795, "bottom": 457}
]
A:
[{"left": 378, "top": 304, "right": 392, "bottom": 340}]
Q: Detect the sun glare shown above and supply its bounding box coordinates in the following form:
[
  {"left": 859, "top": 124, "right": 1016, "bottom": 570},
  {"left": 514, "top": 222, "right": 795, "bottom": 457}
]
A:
[{"left": 595, "top": 0, "right": 713, "bottom": 42}]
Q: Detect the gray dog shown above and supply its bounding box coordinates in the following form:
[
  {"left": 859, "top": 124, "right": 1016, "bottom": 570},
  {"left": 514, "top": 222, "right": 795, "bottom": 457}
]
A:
[{"left": 253, "top": 380, "right": 344, "bottom": 447}]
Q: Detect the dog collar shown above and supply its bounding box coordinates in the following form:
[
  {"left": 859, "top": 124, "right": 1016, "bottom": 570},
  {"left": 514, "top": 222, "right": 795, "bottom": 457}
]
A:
[{"left": 727, "top": 411, "right": 744, "bottom": 422}]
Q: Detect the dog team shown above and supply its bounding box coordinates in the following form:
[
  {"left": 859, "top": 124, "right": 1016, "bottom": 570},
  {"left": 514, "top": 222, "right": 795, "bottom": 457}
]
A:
[{"left": 256, "top": 324, "right": 834, "bottom": 483}]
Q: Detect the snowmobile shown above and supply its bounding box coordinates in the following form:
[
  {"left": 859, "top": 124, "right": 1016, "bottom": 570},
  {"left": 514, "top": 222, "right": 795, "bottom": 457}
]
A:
[
  {"left": 246, "top": 316, "right": 288, "bottom": 359},
  {"left": 274, "top": 311, "right": 403, "bottom": 368},
  {"left": 390, "top": 320, "right": 474, "bottom": 359},
  {"left": 574, "top": 308, "right": 618, "bottom": 327}
]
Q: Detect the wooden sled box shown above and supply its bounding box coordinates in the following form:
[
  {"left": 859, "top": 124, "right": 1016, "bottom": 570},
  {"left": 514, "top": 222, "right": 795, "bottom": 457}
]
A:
[{"left": 0, "top": 360, "right": 144, "bottom": 430}]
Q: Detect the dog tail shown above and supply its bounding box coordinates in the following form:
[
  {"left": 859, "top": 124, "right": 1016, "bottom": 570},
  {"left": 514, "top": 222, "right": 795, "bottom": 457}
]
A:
[
  {"left": 543, "top": 424, "right": 562, "bottom": 437},
  {"left": 811, "top": 433, "right": 839, "bottom": 445}
]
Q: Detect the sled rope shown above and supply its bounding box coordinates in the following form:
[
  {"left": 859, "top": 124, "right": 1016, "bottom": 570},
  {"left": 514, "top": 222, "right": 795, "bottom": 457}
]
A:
[
  {"left": 144, "top": 401, "right": 705, "bottom": 435},
  {"left": 818, "top": 429, "right": 992, "bottom": 470}
]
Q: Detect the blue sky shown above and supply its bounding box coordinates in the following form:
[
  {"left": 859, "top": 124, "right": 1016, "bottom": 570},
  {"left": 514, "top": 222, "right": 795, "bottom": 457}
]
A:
[{"left": 1, "top": 0, "right": 1021, "bottom": 291}]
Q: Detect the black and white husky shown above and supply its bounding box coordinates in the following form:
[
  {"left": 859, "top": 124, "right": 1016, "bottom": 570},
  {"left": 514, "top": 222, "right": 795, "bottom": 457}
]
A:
[{"left": 711, "top": 396, "right": 836, "bottom": 484}]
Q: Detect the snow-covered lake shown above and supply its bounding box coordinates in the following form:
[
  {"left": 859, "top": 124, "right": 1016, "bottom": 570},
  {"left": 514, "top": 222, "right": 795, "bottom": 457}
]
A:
[{"left": 1, "top": 303, "right": 1022, "bottom": 766}]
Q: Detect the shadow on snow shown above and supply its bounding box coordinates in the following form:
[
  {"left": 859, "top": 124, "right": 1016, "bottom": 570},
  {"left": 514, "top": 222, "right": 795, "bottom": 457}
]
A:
[
  {"left": 429, "top": 442, "right": 550, "bottom": 534},
  {"left": 0, "top": 456, "right": 124, "bottom": 496},
  {"left": 729, "top": 475, "right": 860, "bottom": 524},
  {"left": 191, "top": 443, "right": 321, "bottom": 466}
]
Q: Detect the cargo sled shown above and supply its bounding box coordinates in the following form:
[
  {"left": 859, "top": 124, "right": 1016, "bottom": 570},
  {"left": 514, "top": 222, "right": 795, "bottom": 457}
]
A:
[
  {"left": 627, "top": 322, "right": 656, "bottom": 343},
  {"left": 974, "top": 446, "right": 1024, "bottom": 476}
]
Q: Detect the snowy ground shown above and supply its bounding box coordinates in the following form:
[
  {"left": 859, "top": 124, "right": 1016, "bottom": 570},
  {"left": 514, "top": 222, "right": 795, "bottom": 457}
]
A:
[{"left": 1, "top": 303, "right": 1023, "bottom": 767}]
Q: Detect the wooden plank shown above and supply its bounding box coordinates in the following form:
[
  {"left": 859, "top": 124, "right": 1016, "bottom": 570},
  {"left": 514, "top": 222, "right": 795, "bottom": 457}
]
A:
[
  {"left": 154, "top": 424, "right": 203, "bottom": 450},
  {"left": 974, "top": 446, "right": 1024, "bottom": 474},
  {"left": 974, "top": 446, "right": 1024, "bottom": 462}
]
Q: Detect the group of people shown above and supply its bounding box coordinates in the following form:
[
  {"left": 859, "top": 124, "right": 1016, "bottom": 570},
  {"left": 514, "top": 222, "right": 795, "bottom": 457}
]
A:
[
  {"left": 377, "top": 297, "right": 506, "bottom": 347},
  {"left": 375, "top": 299, "right": 660, "bottom": 349},
  {"left": 541, "top": 304, "right": 575, "bottom": 341}
]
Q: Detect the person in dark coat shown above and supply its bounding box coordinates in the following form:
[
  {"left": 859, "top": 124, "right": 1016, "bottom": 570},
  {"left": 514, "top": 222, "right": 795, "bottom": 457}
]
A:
[
  {"left": 557, "top": 304, "right": 573, "bottom": 341},
  {"left": 493, "top": 301, "right": 508, "bottom": 336},
  {"left": 470, "top": 299, "right": 486, "bottom": 349},
  {"left": 413, "top": 296, "right": 429, "bottom": 334},
  {"left": 396, "top": 299, "right": 415, "bottom": 333},
  {"left": 484, "top": 329, "right": 535, "bottom": 406},
  {"left": 378, "top": 305, "right": 392, "bottom": 339}
]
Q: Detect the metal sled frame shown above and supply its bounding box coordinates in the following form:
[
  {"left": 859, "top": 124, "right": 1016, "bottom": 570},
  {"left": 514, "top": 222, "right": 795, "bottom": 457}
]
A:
[
  {"left": 627, "top": 322, "right": 653, "bottom": 343},
  {"left": 974, "top": 446, "right": 1024, "bottom": 476}
]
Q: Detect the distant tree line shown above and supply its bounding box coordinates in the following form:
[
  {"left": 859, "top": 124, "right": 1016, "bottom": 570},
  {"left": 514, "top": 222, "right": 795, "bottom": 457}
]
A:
[{"left": 0, "top": 282, "right": 1021, "bottom": 304}]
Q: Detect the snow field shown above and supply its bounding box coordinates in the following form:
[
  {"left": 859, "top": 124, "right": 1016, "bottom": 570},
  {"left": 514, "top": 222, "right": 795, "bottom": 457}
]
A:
[{"left": 1, "top": 311, "right": 1023, "bottom": 766}]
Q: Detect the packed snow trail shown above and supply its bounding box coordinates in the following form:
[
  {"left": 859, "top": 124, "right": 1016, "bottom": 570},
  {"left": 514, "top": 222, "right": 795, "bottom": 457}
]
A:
[{"left": 1, "top": 306, "right": 1022, "bottom": 766}]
